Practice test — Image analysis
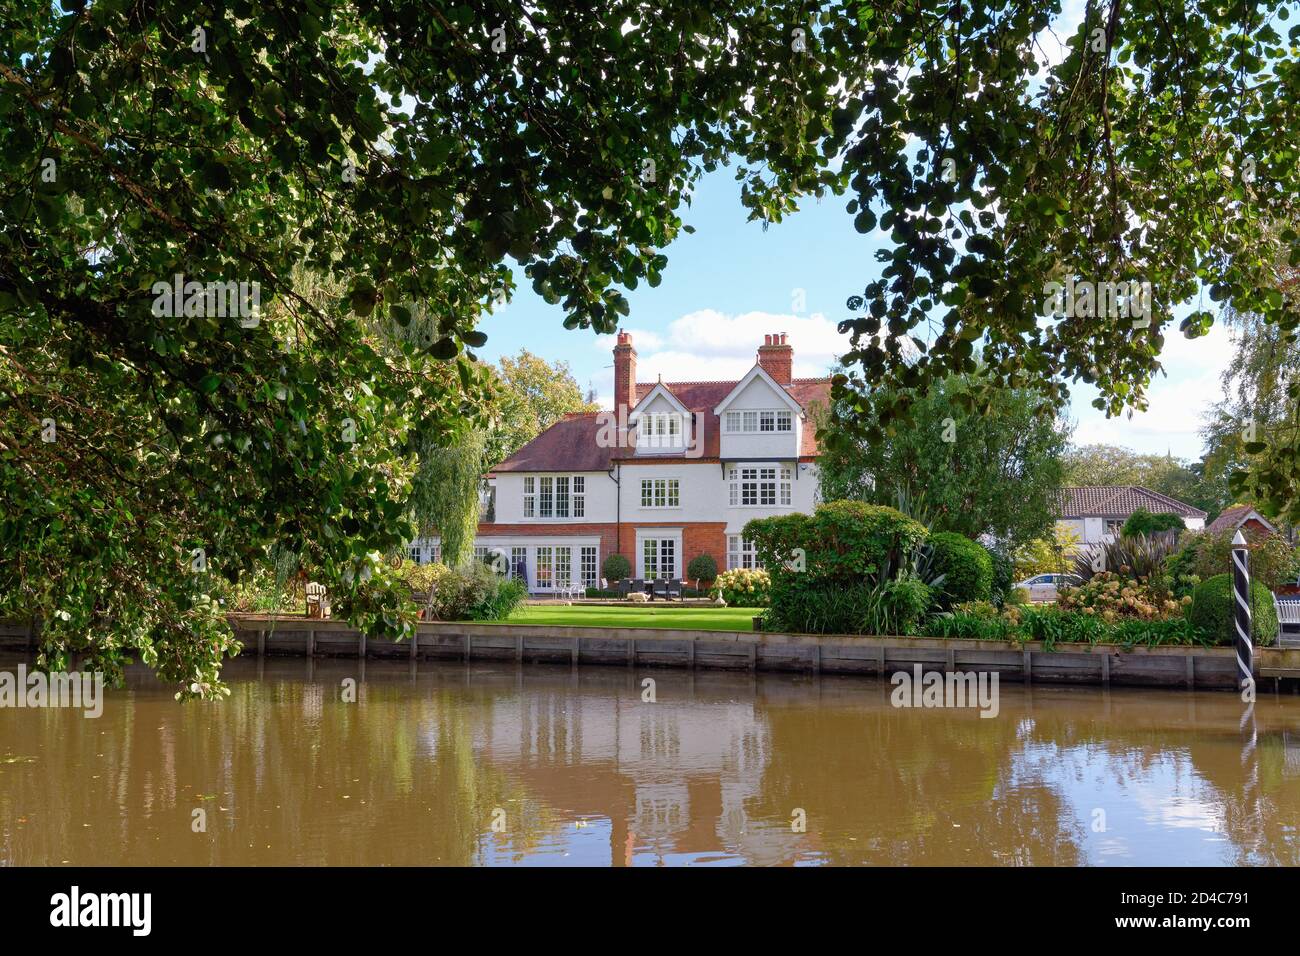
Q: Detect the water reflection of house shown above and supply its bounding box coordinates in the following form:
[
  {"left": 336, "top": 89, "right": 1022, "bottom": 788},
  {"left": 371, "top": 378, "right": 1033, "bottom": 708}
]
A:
[{"left": 454, "top": 687, "right": 801, "bottom": 864}]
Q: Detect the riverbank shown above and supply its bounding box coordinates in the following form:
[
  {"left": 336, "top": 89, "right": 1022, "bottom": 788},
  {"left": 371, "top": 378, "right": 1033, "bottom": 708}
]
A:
[
  {"left": 4, "top": 615, "right": 1296, "bottom": 690},
  {"left": 206, "top": 616, "right": 1300, "bottom": 690}
]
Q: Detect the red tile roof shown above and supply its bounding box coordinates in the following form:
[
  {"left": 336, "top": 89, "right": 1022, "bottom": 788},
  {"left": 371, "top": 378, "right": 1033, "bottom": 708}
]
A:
[
  {"left": 1058, "top": 486, "right": 1206, "bottom": 519},
  {"left": 490, "top": 373, "right": 832, "bottom": 473},
  {"left": 1206, "top": 504, "right": 1276, "bottom": 534}
]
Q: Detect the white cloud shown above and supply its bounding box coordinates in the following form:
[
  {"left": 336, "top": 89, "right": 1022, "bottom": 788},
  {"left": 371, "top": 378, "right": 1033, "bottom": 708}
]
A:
[{"left": 1068, "top": 322, "right": 1235, "bottom": 458}]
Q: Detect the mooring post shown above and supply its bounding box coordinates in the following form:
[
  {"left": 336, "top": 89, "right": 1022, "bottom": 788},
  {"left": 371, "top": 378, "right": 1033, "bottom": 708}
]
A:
[
  {"left": 515, "top": 634, "right": 523, "bottom": 664},
  {"left": 410, "top": 631, "right": 418, "bottom": 661},
  {"left": 358, "top": 632, "right": 366, "bottom": 659},
  {"left": 307, "top": 629, "right": 315, "bottom": 657},
  {"left": 257, "top": 629, "right": 265, "bottom": 657},
  {"left": 812, "top": 643, "right": 821, "bottom": 675},
  {"left": 1186, "top": 655, "right": 1195, "bottom": 689},
  {"left": 464, "top": 632, "right": 471, "bottom": 662},
  {"left": 1232, "top": 530, "right": 1254, "bottom": 694},
  {"left": 571, "top": 637, "right": 579, "bottom": 667},
  {"left": 1100, "top": 652, "right": 1110, "bottom": 685},
  {"left": 1023, "top": 648, "right": 1032, "bottom": 683}
]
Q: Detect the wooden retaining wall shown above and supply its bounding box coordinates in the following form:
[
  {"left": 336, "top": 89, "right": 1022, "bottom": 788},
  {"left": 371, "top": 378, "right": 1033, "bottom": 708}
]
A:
[{"left": 4, "top": 616, "right": 1297, "bottom": 690}]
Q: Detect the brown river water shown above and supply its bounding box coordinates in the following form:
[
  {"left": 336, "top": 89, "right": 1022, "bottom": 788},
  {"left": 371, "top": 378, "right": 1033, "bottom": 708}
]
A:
[{"left": 1, "top": 653, "right": 1298, "bottom": 866}]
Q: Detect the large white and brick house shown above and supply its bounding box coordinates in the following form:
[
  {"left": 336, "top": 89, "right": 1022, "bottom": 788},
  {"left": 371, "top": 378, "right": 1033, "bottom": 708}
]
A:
[{"left": 410, "top": 331, "right": 831, "bottom": 592}]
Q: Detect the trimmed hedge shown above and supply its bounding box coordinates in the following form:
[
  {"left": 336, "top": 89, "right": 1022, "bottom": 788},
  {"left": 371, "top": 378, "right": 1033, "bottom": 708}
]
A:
[
  {"left": 929, "top": 532, "right": 993, "bottom": 606},
  {"left": 1188, "top": 573, "right": 1278, "bottom": 647}
]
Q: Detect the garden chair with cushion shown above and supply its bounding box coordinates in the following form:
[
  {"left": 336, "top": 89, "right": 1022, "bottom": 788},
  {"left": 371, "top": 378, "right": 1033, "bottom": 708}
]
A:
[
  {"left": 666, "top": 578, "right": 683, "bottom": 600},
  {"left": 652, "top": 579, "right": 668, "bottom": 601}
]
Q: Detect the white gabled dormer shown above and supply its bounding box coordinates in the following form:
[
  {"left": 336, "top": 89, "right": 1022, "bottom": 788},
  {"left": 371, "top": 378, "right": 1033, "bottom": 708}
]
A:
[
  {"left": 629, "top": 382, "right": 693, "bottom": 455},
  {"left": 713, "top": 362, "right": 804, "bottom": 461}
]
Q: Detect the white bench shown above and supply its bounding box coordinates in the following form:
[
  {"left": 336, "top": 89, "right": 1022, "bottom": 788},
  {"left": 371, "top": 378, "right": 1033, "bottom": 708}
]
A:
[{"left": 1274, "top": 595, "right": 1300, "bottom": 626}]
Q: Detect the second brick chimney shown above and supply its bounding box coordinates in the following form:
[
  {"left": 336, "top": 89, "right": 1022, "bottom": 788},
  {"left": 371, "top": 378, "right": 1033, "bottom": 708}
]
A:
[
  {"left": 757, "top": 332, "right": 793, "bottom": 385},
  {"left": 613, "top": 329, "right": 637, "bottom": 417}
]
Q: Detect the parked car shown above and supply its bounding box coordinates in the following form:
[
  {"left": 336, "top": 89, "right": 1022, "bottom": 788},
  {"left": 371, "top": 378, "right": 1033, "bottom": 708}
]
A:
[{"left": 1013, "top": 573, "right": 1082, "bottom": 603}]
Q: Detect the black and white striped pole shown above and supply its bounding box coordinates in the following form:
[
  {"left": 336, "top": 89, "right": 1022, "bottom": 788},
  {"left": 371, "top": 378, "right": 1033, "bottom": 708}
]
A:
[{"left": 1231, "top": 530, "right": 1254, "bottom": 697}]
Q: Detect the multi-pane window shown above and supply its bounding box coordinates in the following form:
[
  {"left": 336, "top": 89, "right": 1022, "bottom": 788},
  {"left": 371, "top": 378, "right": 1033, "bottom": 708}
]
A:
[
  {"left": 725, "top": 410, "right": 792, "bottom": 433},
  {"left": 727, "top": 535, "right": 761, "bottom": 570},
  {"left": 510, "top": 547, "right": 527, "bottom": 582},
  {"left": 728, "top": 466, "right": 793, "bottom": 507},
  {"left": 580, "top": 546, "right": 598, "bottom": 587},
  {"left": 535, "top": 547, "right": 553, "bottom": 589},
  {"left": 525, "top": 475, "right": 585, "bottom": 518},
  {"left": 640, "top": 413, "right": 684, "bottom": 448},
  {"left": 640, "top": 478, "right": 680, "bottom": 508},
  {"left": 642, "top": 538, "right": 677, "bottom": 580},
  {"left": 555, "top": 547, "right": 573, "bottom": 588},
  {"left": 407, "top": 540, "right": 442, "bottom": 564}
]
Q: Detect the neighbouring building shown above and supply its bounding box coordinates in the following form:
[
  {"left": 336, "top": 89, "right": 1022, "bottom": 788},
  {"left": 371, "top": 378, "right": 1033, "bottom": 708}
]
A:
[
  {"left": 1205, "top": 504, "right": 1277, "bottom": 538},
  {"left": 1056, "top": 485, "right": 1206, "bottom": 547},
  {"left": 409, "top": 331, "right": 832, "bottom": 593}
]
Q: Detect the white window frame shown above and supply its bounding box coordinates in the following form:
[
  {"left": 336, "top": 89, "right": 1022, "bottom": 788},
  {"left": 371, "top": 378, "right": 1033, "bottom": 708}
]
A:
[
  {"left": 640, "top": 477, "right": 680, "bottom": 509},
  {"left": 727, "top": 535, "right": 762, "bottom": 570},
  {"left": 525, "top": 474, "right": 588, "bottom": 520},
  {"left": 724, "top": 409, "right": 793, "bottom": 433},
  {"left": 728, "top": 465, "right": 793, "bottom": 508}
]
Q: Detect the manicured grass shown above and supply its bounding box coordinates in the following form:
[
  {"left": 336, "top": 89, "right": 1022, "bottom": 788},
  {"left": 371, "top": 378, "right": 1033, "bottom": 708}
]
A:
[{"left": 504, "top": 603, "right": 760, "bottom": 632}]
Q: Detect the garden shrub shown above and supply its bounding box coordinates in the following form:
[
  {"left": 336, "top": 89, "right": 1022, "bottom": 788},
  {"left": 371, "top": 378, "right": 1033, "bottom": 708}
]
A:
[
  {"left": 744, "top": 501, "right": 929, "bottom": 633},
  {"left": 762, "top": 577, "right": 931, "bottom": 635},
  {"left": 712, "top": 568, "right": 770, "bottom": 607},
  {"left": 687, "top": 554, "right": 719, "bottom": 587},
  {"left": 744, "top": 501, "right": 928, "bottom": 586},
  {"left": 425, "top": 563, "right": 527, "bottom": 622},
  {"left": 602, "top": 553, "right": 632, "bottom": 582},
  {"left": 927, "top": 606, "right": 1207, "bottom": 647},
  {"left": 987, "top": 547, "right": 1015, "bottom": 607},
  {"left": 1121, "top": 507, "right": 1186, "bottom": 538},
  {"left": 1165, "top": 536, "right": 1202, "bottom": 599},
  {"left": 1188, "top": 573, "right": 1278, "bottom": 647},
  {"left": 1056, "top": 571, "right": 1187, "bottom": 621},
  {"left": 928, "top": 532, "right": 993, "bottom": 607},
  {"left": 1191, "top": 530, "right": 1295, "bottom": 591}
]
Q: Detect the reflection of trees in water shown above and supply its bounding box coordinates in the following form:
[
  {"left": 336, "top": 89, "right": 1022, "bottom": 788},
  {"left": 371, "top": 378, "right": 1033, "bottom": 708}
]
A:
[
  {"left": 1023, "top": 704, "right": 1300, "bottom": 867},
  {"left": 0, "top": 663, "right": 554, "bottom": 865},
  {"left": 748, "top": 702, "right": 1084, "bottom": 865}
]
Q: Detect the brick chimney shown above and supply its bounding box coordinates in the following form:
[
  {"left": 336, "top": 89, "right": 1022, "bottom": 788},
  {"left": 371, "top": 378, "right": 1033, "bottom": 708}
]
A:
[
  {"left": 757, "top": 332, "right": 793, "bottom": 385},
  {"left": 613, "top": 329, "right": 637, "bottom": 417}
]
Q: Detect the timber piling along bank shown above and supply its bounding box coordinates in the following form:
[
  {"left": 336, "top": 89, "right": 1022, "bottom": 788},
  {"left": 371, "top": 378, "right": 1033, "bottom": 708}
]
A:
[{"left": 4, "top": 615, "right": 1300, "bottom": 691}]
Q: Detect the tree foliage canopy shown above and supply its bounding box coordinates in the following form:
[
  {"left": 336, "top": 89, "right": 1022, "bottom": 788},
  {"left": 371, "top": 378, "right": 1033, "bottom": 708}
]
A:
[
  {"left": 818, "top": 371, "right": 1070, "bottom": 546},
  {"left": 4, "top": 0, "right": 1300, "bottom": 694}
]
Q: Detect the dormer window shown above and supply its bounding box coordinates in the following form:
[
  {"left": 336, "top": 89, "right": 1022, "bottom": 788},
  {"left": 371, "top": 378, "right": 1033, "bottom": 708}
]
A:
[{"left": 638, "top": 412, "right": 686, "bottom": 449}]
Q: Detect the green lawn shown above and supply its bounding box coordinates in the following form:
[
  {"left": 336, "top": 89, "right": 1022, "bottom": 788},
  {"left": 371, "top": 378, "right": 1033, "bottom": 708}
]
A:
[{"left": 504, "top": 604, "right": 759, "bottom": 632}]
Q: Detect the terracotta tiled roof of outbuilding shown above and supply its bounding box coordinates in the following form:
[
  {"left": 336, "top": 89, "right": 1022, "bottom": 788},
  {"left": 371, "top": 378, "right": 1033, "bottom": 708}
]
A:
[
  {"left": 1206, "top": 504, "right": 1276, "bottom": 534},
  {"left": 1058, "top": 485, "right": 1206, "bottom": 519}
]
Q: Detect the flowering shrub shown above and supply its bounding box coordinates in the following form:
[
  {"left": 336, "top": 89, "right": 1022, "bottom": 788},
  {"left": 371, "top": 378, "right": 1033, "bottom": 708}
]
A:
[
  {"left": 1056, "top": 571, "right": 1188, "bottom": 622},
  {"left": 711, "top": 568, "right": 771, "bottom": 607}
]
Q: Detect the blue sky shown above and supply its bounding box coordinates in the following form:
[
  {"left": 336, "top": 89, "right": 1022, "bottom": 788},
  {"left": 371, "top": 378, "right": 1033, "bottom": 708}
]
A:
[
  {"left": 476, "top": 161, "right": 1234, "bottom": 463},
  {"left": 475, "top": 0, "right": 1238, "bottom": 463}
]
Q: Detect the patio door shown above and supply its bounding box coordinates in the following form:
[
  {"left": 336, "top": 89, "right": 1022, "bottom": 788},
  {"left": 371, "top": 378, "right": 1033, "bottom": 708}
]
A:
[{"left": 641, "top": 537, "right": 678, "bottom": 580}]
